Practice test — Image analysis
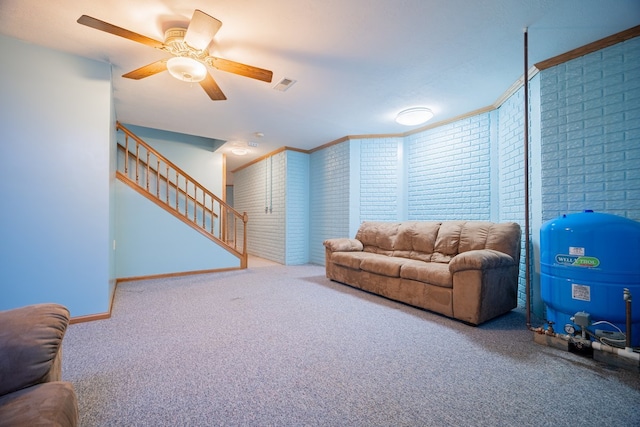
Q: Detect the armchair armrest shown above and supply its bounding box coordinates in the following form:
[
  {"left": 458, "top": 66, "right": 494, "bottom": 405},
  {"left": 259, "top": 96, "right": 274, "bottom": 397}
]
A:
[
  {"left": 0, "top": 303, "right": 70, "bottom": 396},
  {"left": 323, "top": 238, "right": 364, "bottom": 252},
  {"left": 449, "top": 249, "right": 516, "bottom": 274}
]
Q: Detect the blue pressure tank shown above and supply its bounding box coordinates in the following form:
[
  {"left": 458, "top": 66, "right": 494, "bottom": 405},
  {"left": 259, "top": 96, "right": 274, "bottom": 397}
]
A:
[{"left": 540, "top": 210, "right": 640, "bottom": 348}]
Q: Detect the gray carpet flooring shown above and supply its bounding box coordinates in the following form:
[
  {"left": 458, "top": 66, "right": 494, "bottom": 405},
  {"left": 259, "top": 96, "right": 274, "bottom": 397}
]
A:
[{"left": 62, "top": 262, "right": 640, "bottom": 426}]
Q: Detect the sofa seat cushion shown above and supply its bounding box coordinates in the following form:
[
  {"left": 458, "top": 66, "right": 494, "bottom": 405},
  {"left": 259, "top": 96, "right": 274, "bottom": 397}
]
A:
[
  {"left": 360, "top": 254, "right": 408, "bottom": 277},
  {"left": 400, "top": 260, "right": 453, "bottom": 288},
  {"left": 331, "top": 251, "right": 372, "bottom": 270},
  {"left": 0, "top": 382, "right": 79, "bottom": 427}
]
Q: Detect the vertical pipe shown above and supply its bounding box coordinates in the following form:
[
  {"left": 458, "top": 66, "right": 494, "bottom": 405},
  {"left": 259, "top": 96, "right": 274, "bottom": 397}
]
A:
[
  {"left": 524, "top": 27, "right": 532, "bottom": 329},
  {"left": 624, "top": 288, "right": 632, "bottom": 348}
]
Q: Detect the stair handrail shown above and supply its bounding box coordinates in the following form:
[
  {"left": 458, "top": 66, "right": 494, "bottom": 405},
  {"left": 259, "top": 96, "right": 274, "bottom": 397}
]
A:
[{"left": 116, "top": 122, "right": 247, "bottom": 267}]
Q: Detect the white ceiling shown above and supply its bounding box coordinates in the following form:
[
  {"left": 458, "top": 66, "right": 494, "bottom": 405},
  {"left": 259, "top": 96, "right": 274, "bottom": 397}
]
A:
[{"left": 1, "top": 0, "right": 639, "bottom": 173}]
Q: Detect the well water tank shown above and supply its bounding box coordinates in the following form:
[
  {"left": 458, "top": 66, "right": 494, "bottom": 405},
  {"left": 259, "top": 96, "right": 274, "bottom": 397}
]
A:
[{"left": 540, "top": 210, "right": 640, "bottom": 348}]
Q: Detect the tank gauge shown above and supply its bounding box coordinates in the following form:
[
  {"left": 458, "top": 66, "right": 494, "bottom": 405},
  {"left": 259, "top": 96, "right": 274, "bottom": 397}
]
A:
[{"left": 564, "top": 324, "right": 575, "bottom": 334}]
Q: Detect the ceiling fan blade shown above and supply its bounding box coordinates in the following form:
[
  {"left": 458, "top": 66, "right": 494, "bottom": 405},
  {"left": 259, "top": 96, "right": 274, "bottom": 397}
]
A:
[
  {"left": 200, "top": 73, "right": 227, "bottom": 101},
  {"left": 184, "top": 10, "right": 222, "bottom": 51},
  {"left": 122, "top": 59, "right": 168, "bottom": 79},
  {"left": 208, "top": 57, "right": 273, "bottom": 83},
  {"left": 77, "top": 15, "right": 165, "bottom": 49}
]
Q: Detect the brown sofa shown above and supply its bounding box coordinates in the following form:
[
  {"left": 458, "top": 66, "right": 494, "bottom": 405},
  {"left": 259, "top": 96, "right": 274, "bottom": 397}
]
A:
[
  {"left": 0, "top": 303, "right": 79, "bottom": 427},
  {"left": 324, "top": 221, "right": 522, "bottom": 325}
]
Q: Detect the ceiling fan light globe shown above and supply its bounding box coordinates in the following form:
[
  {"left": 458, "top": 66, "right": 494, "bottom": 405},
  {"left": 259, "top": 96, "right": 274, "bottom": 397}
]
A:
[
  {"left": 395, "top": 107, "right": 434, "bottom": 126},
  {"left": 167, "top": 57, "right": 207, "bottom": 83}
]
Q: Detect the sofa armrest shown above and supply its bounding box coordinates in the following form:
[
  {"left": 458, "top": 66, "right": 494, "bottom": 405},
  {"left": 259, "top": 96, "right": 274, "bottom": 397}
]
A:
[
  {"left": 323, "top": 238, "right": 364, "bottom": 252},
  {"left": 450, "top": 250, "right": 519, "bottom": 325},
  {"left": 449, "top": 249, "right": 516, "bottom": 274},
  {"left": 0, "top": 303, "right": 70, "bottom": 396}
]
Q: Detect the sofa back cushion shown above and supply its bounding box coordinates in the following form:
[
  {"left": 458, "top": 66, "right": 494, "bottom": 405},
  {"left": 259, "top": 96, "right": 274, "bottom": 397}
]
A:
[
  {"left": 432, "top": 221, "right": 465, "bottom": 263},
  {"left": 356, "top": 221, "right": 400, "bottom": 256},
  {"left": 458, "top": 222, "right": 493, "bottom": 252},
  {"left": 392, "top": 221, "right": 441, "bottom": 262},
  {"left": 355, "top": 220, "right": 521, "bottom": 263},
  {"left": 0, "top": 303, "right": 70, "bottom": 396},
  {"left": 485, "top": 222, "right": 522, "bottom": 263}
]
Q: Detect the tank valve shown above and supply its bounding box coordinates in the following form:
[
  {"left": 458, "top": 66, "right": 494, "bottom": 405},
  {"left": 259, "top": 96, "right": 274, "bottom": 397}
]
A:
[{"left": 545, "top": 321, "right": 555, "bottom": 335}]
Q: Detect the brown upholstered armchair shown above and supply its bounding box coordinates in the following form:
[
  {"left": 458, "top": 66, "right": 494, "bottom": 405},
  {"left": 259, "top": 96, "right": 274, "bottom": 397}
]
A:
[{"left": 0, "top": 303, "right": 79, "bottom": 426}]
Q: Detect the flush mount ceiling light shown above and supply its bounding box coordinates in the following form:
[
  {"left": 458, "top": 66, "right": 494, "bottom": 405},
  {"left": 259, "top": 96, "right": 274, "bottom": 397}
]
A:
[
  {"left": 395, "top": 107, "right": 434, "bottom": 126},
  {"left": 231, "top": 148, "right": 249, "bottom": 156},
  {"left": 166, "top": 57, "right": 207, "bottom": 83}
]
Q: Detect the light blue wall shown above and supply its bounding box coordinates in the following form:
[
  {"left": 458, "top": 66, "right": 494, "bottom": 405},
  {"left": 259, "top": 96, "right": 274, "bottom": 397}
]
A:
[
  {"left": 115, "top": 181, "right": 239, "bottom": 277},
  {"left": 407, "top": 115, "right": 493, "bottom": 221},
  {"left": 233, "top": 152, "right": 286, "bottom": 263},
  {"left": 309, "top": 143, "right": 351, "bottom": 264},
  {"left": 114, "top": 124, "right": 235, "bottom": 278},
  {"left": 539, "top": 36, "right": 640, "bottom": 221},
  {"left": 285, "top": 151, "right": 310, "bottom": 264},
  {"left": 497, "top": 86, "right": 529, "bottom": 307},
  {"left": 232, "top": 150, "right": 310, "bottom": 265},
  {"left": 359, "top": 137, "right": 404, "bottom": 222},
  {"left": 0, "top": 34, "right": 114, "bottom": 317}
]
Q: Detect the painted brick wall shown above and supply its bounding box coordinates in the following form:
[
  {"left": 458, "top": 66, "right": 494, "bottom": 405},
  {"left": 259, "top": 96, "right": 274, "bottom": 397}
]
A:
[
  {"left": 540, "top": 36, "right": 640, "bottom": 222},
  {"left": 498, "top": 86, "right": 527, "bottom": 305},
  {"left": 286, "top": 151, "right": 310, "bottom": 264},
  {"left": 309, "top": 142, "right": 350, "bottom": 264},
  {"left": 359, "top": 137, "right": 401, "bottom": 221},
  {"left": 406, "top": 115, "right": 492, "bottom": 220},
  {"left": 234, "top": 152, "right": 286, "bottom": 263},
  {"left": 498, "top": 88, "right": 526, "bottom": 222}
]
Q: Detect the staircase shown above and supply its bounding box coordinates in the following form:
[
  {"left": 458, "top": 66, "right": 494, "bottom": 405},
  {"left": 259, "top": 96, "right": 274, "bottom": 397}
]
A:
[{"left": 116, "top": 122, "right": 248, "bottom": 268}]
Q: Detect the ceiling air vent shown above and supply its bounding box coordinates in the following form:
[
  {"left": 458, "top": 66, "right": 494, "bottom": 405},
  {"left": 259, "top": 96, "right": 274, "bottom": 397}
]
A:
[{"left": 273, "top": 77, "right": 296, "bottom": 92}]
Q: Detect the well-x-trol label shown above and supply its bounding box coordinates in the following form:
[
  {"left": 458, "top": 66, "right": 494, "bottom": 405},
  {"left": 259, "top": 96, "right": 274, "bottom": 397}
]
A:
[{"left": 555, "top": 254, "right": 600, "bottom": 267}]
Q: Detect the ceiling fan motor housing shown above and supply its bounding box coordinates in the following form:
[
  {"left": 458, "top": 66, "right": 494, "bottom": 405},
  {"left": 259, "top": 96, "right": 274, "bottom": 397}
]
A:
[{"left": 164, "top": 28, "right": 186, "bottom": 44}]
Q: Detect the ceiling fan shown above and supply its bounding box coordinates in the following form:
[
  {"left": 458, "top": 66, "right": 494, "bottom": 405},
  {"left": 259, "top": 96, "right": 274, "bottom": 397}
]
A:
[{"left": 77, "top": 10, "right": 273, "bottom": 101}]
